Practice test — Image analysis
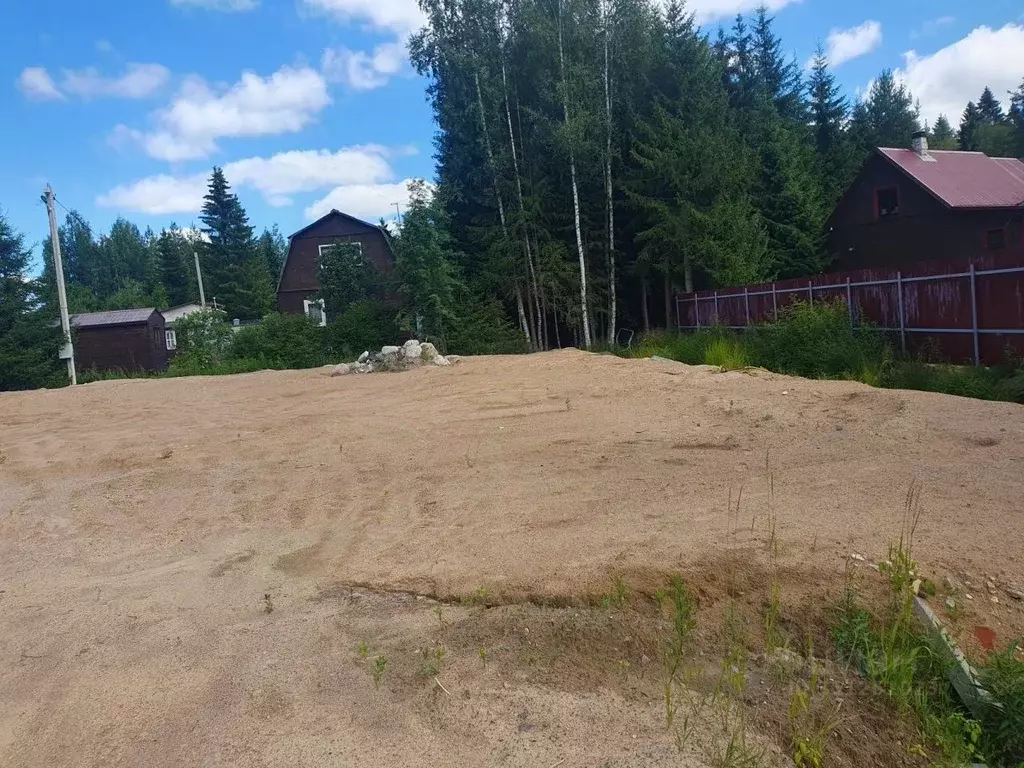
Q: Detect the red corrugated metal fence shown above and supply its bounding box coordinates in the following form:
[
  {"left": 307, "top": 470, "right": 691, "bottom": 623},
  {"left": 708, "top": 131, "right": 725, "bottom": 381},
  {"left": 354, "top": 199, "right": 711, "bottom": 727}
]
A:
[{"left": 674, "top": 252, "right": 1024, "bottom": 366}]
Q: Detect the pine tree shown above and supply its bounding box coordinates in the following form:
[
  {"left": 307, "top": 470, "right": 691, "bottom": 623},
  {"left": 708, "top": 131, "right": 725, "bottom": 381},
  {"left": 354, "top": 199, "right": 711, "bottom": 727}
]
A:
[
  {"left": 929, "top": 114, "right": 957, "bottom": 150},
  {"left": 0, "top": 211, "right": 61, "bottom": 391},
  {"left": 977, "top": 86, "right": 1004, "bottom": 124},
  {"left": 959, "top": 101, "right": 983, "bottom": 150}
]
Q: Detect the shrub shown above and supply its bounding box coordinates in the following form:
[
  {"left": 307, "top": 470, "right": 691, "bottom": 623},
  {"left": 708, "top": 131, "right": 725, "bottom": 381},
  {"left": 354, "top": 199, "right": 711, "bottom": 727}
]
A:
[
  {"left": 747, "top": 300, "right": 886, "bottom": 379},
  {"left": 445, "top": 290, "right": 529, "bottom": 355},
  {"left": 172, "top": 308, "right": 233, "bottom": 368},
  {"left": 228, "top": 312, "right": 328, "bottom": 369},
  {"left": 326, "top": 300, "right": 398, "bottom": 359}
]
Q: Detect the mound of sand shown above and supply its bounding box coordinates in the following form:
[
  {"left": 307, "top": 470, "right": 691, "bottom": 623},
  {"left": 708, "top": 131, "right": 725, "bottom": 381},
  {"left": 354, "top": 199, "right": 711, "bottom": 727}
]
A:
[{"left": 1, "top": 350, "right": 1021, "bottom": 766}]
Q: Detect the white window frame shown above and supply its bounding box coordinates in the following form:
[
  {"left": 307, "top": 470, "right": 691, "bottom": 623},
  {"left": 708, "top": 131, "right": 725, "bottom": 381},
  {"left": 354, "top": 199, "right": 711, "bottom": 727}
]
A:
[
  {"left": 318, "top": 241, "right": 364, "bottom": 259},
  {"left": 165, "top": 329, "right": 177, "bottom": 351},
  {"left": 303, "top": 298, "right": 327, "bottom": 327}
]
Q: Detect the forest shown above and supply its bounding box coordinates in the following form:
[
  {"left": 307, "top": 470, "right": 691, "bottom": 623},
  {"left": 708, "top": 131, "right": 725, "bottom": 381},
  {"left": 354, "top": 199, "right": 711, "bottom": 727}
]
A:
[{"left": 2, "top": 1, "right": 1024, "bottom": 390}]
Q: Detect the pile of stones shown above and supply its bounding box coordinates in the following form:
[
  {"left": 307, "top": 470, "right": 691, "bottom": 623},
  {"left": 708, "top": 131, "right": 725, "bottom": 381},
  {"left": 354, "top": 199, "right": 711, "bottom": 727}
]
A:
[{"left": 331, "top": 340, "right": 459, "bottom": 375}]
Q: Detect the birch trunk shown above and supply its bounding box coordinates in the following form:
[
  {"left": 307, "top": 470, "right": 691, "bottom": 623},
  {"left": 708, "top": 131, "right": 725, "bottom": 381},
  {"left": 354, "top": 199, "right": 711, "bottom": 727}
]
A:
[
  {"left": 501, "top": 56, "right": 544, "bottom": 349},
  {"left": 603, "top": 0, "right": 616, "bottom": 344},
  {"left": 557, "top": 0, "right": 591, "bottom": 349},
  {"left": 475, "top": 69, "right": 531, "bottom": 346}
]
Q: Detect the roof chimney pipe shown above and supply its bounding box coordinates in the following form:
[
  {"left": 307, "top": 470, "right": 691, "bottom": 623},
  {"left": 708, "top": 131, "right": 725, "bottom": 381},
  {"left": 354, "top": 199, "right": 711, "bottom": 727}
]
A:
[{"left": 912, "top": 130, "right": 929, "bottom": 158}]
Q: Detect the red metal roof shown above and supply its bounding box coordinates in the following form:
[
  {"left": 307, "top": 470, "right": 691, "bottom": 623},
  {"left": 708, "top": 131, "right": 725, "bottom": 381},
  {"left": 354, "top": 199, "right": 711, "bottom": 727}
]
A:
[{"left": 878, "top": 148, "right": 1024, "bottom": 209}]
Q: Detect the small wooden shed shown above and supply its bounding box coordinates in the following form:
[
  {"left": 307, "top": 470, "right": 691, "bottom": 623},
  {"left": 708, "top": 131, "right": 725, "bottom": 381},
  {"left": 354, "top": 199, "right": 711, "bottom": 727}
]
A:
[
  {"left": 276, "top": 209, "right": 394, "bottom": 322},
  {"left": 70, "top": 308, "right": 172, "bottom": 373}
]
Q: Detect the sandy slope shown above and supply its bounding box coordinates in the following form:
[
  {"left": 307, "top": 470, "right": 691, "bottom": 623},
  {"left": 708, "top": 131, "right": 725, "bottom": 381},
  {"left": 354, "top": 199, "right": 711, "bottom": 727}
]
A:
[{"left": 1, "top": 350, "right": 1021, "bottom": 766}]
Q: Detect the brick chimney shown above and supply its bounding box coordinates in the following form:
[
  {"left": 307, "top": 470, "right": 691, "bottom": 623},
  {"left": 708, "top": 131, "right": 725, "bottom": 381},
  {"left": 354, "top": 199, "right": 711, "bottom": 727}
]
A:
[{"left": 911, "top": 130, "right": 929, "bottom": 158}]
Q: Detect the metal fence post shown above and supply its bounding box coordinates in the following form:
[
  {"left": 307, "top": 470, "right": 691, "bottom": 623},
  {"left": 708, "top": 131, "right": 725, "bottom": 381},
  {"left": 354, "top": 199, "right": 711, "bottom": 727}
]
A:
[
  {"left": 713, "top": 290, "right": 719, "bottom": 324},
  {"left": 969, "top": 263, "right": 980, "bottom": 365},
  {"left": 675, "top": 294, "right": 680, "bottom": 330},
  {"left": 743, "top": 287, "right": 750, "bottom": 326},
  {"left": 808, "top": 280, "right": 813, "bottom": 305},
  {"left": 694, "top": 294, "right": 699, "bottom": 328},
  {"left": 897, "top": 271, "right": 907, "bottom": 355},
  {"left": 846, "top": 277, "right": 854, "bottom": 328},
  {"left": 772, "top": 283, "right": 778, "bottom": 321}
]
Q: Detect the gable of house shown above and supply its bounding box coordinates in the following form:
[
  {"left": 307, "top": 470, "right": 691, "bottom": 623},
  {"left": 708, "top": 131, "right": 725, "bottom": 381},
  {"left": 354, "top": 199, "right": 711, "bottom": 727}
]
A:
[
  {"left": 276, "top": 210, "right": 394, "bottom": 314},
  {"left": 827, "top": 148, "right": 1024, "bottom": 271}
]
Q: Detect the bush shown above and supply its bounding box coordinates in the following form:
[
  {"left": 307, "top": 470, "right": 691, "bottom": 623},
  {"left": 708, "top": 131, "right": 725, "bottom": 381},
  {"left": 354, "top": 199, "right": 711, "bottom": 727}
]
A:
[
  {"left": 173, "top": 308, "right": 233, "bottom": 368},
  {"left": 228, "top": 312, "right": 329, "bottom": 369},
  {"left": 326, "top": 300, "right": 399, "bottom": 359},
  {"left": 445, "top": 290, "right": 529, "bottom": 355},
  {"left": 703, "top": 336, "right": 748, "bottom": 370},
  {"left": 747, "top": 300, "right": 886, "bottom": 379}
]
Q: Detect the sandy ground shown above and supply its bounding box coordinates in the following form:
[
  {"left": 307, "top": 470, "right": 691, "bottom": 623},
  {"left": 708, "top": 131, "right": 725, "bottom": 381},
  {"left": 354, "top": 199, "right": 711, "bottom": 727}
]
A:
[{"left": 1, "top": 350, "right": 1022, "bottom": 767}]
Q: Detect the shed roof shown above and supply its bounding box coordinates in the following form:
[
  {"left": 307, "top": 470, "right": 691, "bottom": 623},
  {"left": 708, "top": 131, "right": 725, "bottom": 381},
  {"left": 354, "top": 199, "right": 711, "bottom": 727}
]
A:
[
  {"left": 70, "top": 308, "right": 159, "bottom": 328},
  {"left": 878, "top": 148, "right": 1024, "bottom": 209}
]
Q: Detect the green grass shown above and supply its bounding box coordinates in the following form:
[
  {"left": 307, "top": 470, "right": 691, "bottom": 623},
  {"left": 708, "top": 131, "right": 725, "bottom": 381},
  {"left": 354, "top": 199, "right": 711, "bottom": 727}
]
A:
[
  {"left": 626, "top": 301, "right": 1024, "bottom": 405},
  {"left": 829, "top": 494, "right": 1024, "bottom": 766}
]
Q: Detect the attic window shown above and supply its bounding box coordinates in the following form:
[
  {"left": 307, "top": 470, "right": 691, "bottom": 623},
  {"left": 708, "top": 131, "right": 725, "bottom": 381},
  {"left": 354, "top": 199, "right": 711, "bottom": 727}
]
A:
[
  {"left": 876, "top": 187, "right": 899, "bottom": 218},
  {"left": 986, "top": 228, "right": 1006, "bottom": 251},
  {"left": 318, "top": 242, "right": 363, "bottom": 259}
]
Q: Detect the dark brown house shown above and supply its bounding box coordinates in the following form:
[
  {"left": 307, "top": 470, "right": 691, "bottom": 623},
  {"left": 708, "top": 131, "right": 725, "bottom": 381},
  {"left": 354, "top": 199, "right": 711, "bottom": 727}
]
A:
[
  {"left": 827, "top": 134, "right": 1024, "bottom": 272},
  {"left": 70, "top": 308, "right": 172, "bottom": 373},
  {"left": 276, "top": 209, "right": 395, "bottom": 322}
]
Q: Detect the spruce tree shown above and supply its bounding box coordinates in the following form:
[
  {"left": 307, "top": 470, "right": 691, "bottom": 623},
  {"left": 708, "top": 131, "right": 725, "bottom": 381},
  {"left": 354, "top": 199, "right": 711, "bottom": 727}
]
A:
[
  {"left": 751, "top": 6, "right": 804, "bottom": 123},
  {"left": 977, "top": 87, "right": 1004, "bottom": 124},
  {"left": 959, "top": 102, "right": 983, "bottom": 150},
  {"left": 1009, "top": 79, "right": 1024, "bottom": 155},
  {"left": 850, "top": 70, "right": 919, "bottom": 151},
  {"left": 198, "top": 167, "right": 270, "bottom": 319},
  {"left": 808, "top": 45, "right": 855, "bottom": 206},
  {"left": 929, "top": 114, "right": 957, "bottom": 149},
  {"left": 0, "top": 212, "right": 61, "bottom": 391},
  {"left": 157, "top": 226, "right": 193, "bottom": 307}
]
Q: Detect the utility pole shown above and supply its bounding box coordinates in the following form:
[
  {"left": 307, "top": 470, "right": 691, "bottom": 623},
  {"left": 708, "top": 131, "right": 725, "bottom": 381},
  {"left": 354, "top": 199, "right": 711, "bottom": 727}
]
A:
[
  {"left": 392, "top": 201, "right": 403, "bottom": 224},
  {"left": 43, "top": 185, "right": 76, "bottom": 386},
  {"left": 193, "top": 251, "right": 207, "bottom": 307}
]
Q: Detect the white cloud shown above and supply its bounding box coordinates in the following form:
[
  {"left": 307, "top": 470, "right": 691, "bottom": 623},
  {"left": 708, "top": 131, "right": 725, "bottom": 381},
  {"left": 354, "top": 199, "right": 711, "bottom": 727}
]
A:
[
  {"left": 16, "top": 67, "right": 64, "bottom": 101},
  {"left": 95, "top": 39, "right": 113, "bottom": 53},
  {"left": 96, "top": 174, "right": 207, "bottom": 215},
  {"left": 61, "top": 63, "right": 170, "bottom": 99},
  {"left": 304, "top": 180, "right": 415, "bottom": 221},
  {"left": 912, "top": 16, "right": 955, "bottom": 39},
  {"left": 17, "top": 63, "right": 169, "bottom": 101},
  {"left": 96, "top": 145, "right": 407, "bottom": 215},
  {"left": 170, "top": 0, "right": 258, "bottom": 10},
  {"left": 895, "top": 24, "right": 1024, "bottom": 125},
  {"left": 114, "top": 65, "right": 331, "bottom": 161},
  {"left": 820, "top": 20, "right": 882, "bottom": 68},
  {"left": 322, "top": 42, "right": 406, "bottom": 90},
  {"left": 300, "top": 0, "right": 425, "bottom": 34},
  {"left": 685, "top": 0, "right": 800, "bottom": 24}
]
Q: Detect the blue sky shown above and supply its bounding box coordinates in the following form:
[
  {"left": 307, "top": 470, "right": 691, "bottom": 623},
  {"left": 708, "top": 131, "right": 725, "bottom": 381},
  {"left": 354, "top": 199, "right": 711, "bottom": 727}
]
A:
[{"left": 3, "top": 0, "right": 1023, "bottom": 273}]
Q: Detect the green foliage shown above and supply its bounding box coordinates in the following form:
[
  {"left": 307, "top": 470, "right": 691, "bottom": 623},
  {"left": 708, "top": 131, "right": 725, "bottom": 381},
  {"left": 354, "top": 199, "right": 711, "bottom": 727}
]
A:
[
  {"left": 976, "top": 642, "right": 1024, "bottom": 766},
  {"left": 747, "top": 300, "right": 885, "bottom": 380},
  {"left": 228, "top": 312, "right": 328, "bottom": 369},
  {"left": 171, "top": 308, "right": 234, "bottom": 370},
  {"left": 0, "top": 212, "right": 63, "bottom": 391},
  {"left": 326, "top": 299, "right": 399, "bottom": 359},
  {"left": 317, "top": 242, "right": 384, "bottom": 317},
  {"left": 704, "top": 336, "right": 747, "bottom": 370}
]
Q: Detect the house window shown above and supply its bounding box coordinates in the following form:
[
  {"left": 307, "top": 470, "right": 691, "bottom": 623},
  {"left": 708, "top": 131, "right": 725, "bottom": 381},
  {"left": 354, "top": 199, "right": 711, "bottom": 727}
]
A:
[
  {"left": 986, "top": 228, "right": 1006, "bottom": 251},
  {"left": 165, "top": 330, "right": 177, "bottom": 350},
  {"left": 318, "top": 242, "right": 363, "bottom": 259},
  {"left": 876, "top": 187, "right": 899, "bottom": 218},
  {"left": 303, "top": 298, "right": 327, "bottom": 327}
]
